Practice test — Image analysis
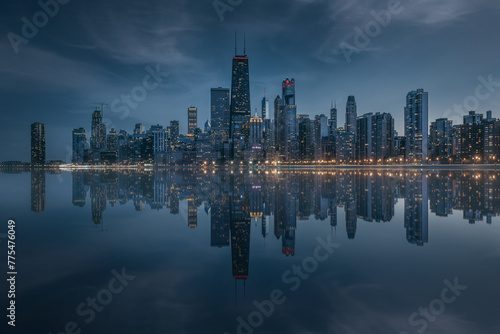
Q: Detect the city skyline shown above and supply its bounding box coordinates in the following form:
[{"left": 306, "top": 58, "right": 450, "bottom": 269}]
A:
[
  {"left": 3, "top": 3, "right": 500, "bottom": 334},
  {"left": 11, "top": 86, "right": 500, "bottom": 166},
  {"left": 2, "top": 0, "right": 500, "bottom": 161}
]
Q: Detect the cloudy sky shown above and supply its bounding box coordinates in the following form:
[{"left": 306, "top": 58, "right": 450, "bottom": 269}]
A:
[{"left": 1, "top": 0, "right": 500, "bottom": 161}]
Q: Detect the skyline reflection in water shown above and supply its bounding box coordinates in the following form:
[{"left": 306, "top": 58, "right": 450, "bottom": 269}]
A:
[
  {"left": 32, "top": 169, "right": 498, "bottom": 244},
  {"left": 2, "top": 168, "right": 499, "bottom": 334}
]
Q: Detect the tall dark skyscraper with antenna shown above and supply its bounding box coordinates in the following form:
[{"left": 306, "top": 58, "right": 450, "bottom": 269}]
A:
[
  {"left": 329, "top": 101, "right": 337, "bottom": 136},
  {"left": 230, "top": 33, "right": 251, "bottom": 160}
]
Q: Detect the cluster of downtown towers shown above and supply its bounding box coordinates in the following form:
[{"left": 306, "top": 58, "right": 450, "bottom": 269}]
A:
[{"left": 27, "top": 49, "right": 500, "bottom": 165}]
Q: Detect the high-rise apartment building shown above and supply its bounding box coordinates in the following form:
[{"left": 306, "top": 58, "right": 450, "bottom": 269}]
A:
[
  {"left": 31, "top": 122, "right": 45, "bottom": 165},
  {"left": 405, "top": 89, "right": 428, "bottom": 163}
]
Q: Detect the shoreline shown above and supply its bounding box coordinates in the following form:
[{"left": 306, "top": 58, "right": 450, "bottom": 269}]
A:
[{"left": 3, "top": 164, "right": 500, "bottom": 171}]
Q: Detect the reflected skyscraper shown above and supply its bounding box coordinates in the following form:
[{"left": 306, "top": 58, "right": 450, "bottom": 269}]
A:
[
  {"left": 404, "top": 172, "right": 429, "bottom": 246},
  {"left": 210, "top": 190, "right": 230, "bottom": 247},
  {"left": 30, "top": 170, "right": 45, "bottom": 212},
  {"left": 49, "top": 169, "right": 500, "bottom": 254},
  {"left": 230, "top": 175, "right": 251, "bottom": 281},
  {"left": 275, "top": 174, "right": 297, "bottom": 255},
  {"left": 428, "top": 171, "right": 453, "bottom": 217},
  {"left": 188, "top": 200, "right": 198, "bottom": 228},
  {"left": 90, "top": 173, "right": 107, "bottom": 225},
  {"left": 72, "top": 172, "right": 87, "bottom": 207}
]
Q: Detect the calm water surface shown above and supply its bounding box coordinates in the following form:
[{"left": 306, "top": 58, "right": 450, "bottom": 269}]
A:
[{"left": 1, "top": 169, "right": 499, "bottom": 334}]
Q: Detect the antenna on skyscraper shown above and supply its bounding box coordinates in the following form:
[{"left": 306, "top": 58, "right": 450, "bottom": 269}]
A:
[
  {"left": 243, "top": 32, "right": 246, "bottom": 55},
  {"left": 235, "top": 29, "right": 237, "bottom": 56},
  {"left": 91, "top": 102, "right": 108, "bottom": 112}
]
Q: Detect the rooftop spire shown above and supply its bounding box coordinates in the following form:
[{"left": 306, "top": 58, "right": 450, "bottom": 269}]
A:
[
  {"left": 243, "top": 32, "right": 246, "bottom": 55},
  {"left": 234, "top": 30, "right": 237, "bottom": 56}
]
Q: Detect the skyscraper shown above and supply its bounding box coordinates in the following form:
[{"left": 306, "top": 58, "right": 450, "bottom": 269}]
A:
[
  {"left": 106, "top": 128, "right": 118, "bottom": 153},
  {"left": 72, "top": 127, "right": 86, "bottom": 164},
  {"left": 336, "top": 128, "right": 355, "bottom": 163},
  {"left": 134, "top": 123, "right": 145, "bottom": 135},
  {"left": 278, "top": 78, "right": 298, "bottom": 161},
  {"left": 345, "top": 96, "right": 357, "bottom": 134},
  {"left": 31, "top": 122, "right": 45, "bottom": 165},
  {"left": 314, "top": 114, "right": 329, "bottom": 161},
  {"left": 90, "top": 109, "right": 106, "bottom": 156},
  {"left": 230, "top": 42, "right": 251, "bottom": 159},
  {"left": 274, "top": 95, "right": 284, "bottom": 157},
  {"left": 356, "top": 113, "right": 373, "bottom": 162},
  {"left": 298, "top": 115, "right": 314, "bottom": 161},
  {"left": 261, "top": 93, "right": 269, "bottom": 119},
  {"left": 355, "top": 112, "right": 394, "bottom": 163},
  {"left": 456, "top": 111, "right": 485, "bottom": 163},
  {"left": 405, "top": 89, "right": 428, "bottom": 163},
  {"left": 329, "top": 101, "right": 337, "bottom": 137},
  {"left": 210, "top": 87, "right": 230, "bottom": 148},
  {"left": 249, "top": 113, "right": 263, "bottom": 147},
  {"left": 371, "top": 112, "right": 394, "bottom": 162},
  {"left": 188, "top": 106, "right": 198, "bottom": 134},
  {"left": 169, "top": 120, "right": 179, "bottom": 151},
  {"left": 429, "top": 118, "right": 453, "bottom": 161}
]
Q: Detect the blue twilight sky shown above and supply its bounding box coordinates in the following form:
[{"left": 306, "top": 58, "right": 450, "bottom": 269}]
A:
[{"left": 1, "top": 0, "right": 500, "bottom": 162}]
